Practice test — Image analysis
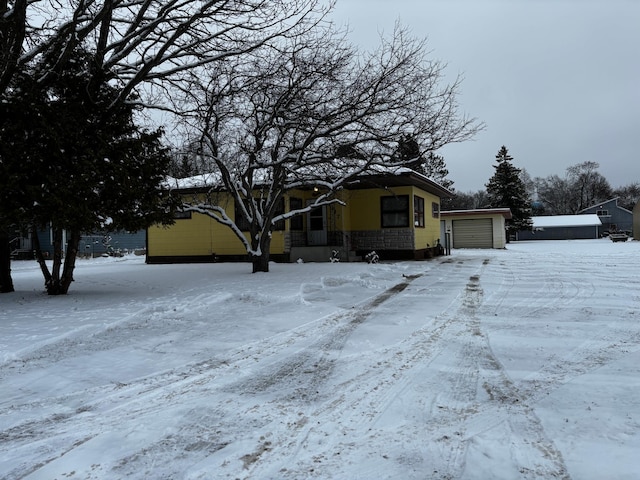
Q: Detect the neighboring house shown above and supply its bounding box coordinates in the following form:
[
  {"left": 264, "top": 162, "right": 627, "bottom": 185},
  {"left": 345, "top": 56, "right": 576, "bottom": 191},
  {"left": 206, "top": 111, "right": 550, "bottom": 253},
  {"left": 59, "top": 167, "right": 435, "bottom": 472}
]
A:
[
  {"left": 23, "top": 228, "right": 146, "bottom": 258},
  {"left": 146, "top": 169, "right": 454, "bottom": 264},
  {"left": 579, "top": 198, "right": 633, "bottom": 236},
  {"left": 440, "top": 209, "right": 512, "bottom": 249},
  {"left": 517, "top": 215, "right": 601, "bottom": 241},
  {"left": 8, "top": 231, "right": 33, "bottom": 259}
]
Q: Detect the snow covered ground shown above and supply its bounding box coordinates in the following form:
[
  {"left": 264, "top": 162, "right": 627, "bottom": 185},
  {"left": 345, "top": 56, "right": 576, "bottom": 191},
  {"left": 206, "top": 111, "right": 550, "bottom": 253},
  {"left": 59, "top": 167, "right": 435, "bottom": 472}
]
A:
[{"left": 1, "top": 239, "right": 639, "bottom": 479}]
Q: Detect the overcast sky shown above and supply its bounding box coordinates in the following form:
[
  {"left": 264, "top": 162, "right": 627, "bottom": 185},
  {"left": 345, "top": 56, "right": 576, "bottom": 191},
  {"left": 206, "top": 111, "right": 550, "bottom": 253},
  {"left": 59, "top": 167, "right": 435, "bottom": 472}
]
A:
[{"left": 329, "top": 0, "right": 639, "bottom": 192}]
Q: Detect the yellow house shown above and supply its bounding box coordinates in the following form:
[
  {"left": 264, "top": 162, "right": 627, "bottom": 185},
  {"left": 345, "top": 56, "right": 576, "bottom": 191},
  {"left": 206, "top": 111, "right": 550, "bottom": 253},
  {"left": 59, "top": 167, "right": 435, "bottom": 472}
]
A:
[{"left": 147, "top": 170, "right": 453, "bottom": 263}]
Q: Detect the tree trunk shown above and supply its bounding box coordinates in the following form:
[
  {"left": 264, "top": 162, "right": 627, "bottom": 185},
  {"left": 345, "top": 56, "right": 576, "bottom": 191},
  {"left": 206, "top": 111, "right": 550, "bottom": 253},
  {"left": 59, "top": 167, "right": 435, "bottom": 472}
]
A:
[
  {"left": 32, "top": 226, "right": 53, "bottom": 288},
  {"left": 251, "top": 234, "right": 271, "bottom": 273},
  {"left": 0, "top": 231, "right": 15, "bottom": 293},
  {"left": 58, "top": 230, "right": 81, "bottom": 294},
  {"left": 252, "top": 253, "right": 270, "bottom": 273},
  {"left": 31, "top": 226, "right": 81, "bottom": 295},
  {"left": 45, "top": 229, "right": 80, "bottom": 295}
]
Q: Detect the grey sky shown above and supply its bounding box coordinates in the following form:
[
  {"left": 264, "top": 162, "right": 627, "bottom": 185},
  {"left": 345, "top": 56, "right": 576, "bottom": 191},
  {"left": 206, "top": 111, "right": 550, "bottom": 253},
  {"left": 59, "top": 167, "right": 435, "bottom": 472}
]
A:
[{"left": 330, "top": 0, "right": 639, "bottom": 192}]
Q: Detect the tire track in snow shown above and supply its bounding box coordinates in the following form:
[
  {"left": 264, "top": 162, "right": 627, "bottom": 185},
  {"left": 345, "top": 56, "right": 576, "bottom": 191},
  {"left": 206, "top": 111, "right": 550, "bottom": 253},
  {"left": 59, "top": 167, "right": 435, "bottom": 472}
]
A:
[
  {"left": 239, "top": 259, "right": 497, "bottom": 479},
  {"left": 422, "top": 269, "right": 570, "bottom": 479},
  {"left": 481, "top": 254, "right": 640, "bottom": 410},
  {"left": 0, "top": 272, "right": 430, "bottom": 479},
  {"left": 222, "top": 276, "right": 418, "bottom": 401},
  {"left": 261, "top": 260, "right": 570, "bottom": 480}
]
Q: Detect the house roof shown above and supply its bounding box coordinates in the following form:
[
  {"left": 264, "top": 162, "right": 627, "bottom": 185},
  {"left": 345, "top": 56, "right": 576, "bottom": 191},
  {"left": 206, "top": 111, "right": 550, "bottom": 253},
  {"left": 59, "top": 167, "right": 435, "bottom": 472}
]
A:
[
  {"left": 346, "top": 168, "right": 454, "bottom": 198},
  {"left": 440, "top": 208, "right": 513, "bottom": 219},
  {"left": 531, "top": 214, "right": 602, "bottom": 228},
  {"left": 579, "top": 197, "right": 633, "bottom": 214},
  {"left": 166, "top": 167, "right": 455, "bottom": 199}
]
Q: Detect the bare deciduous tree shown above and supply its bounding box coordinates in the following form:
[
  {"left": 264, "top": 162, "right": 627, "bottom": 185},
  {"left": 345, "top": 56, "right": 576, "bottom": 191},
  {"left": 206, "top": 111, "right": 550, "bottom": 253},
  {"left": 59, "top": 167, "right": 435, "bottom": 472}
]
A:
[
  {"left": 612, "top": 183, "right": 640, "bottom": 211},
  {"left": 177, "top": 22, "right": 483, "bottom": 272},
  {"left": 1, "top": 0, "right": 328, "bottom": 293},
  {"left": 536, "top": 161, "right": 612, "bottom": 215},
  {"left": 566, "top": 161, "right": 612, "bottom": 212}
]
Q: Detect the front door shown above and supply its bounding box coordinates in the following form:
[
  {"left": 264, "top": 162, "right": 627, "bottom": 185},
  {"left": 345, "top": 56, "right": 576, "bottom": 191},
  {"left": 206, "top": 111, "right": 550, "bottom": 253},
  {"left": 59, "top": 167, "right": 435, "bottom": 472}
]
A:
[{"left": 307, "top": 203, "right": 327, "bottom": 245}]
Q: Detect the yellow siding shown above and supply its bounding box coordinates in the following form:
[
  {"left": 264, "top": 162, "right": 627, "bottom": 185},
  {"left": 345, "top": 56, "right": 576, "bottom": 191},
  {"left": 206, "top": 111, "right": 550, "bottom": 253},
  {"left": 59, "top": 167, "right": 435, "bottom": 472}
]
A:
[
  {"left": 148, "top": 211, "right": 215, "bottom": 256},
  {"left": 413, "top": 190, "right": 443, "bottom": 249},
  {"left": 148, "top": 184, "right": 445, "bottom": 258},
  {"left": 342, "top": 186, "right": 442, "bottom": 249},
  {"left": 148, "top": 192, "right": 288, "bottom": 257},
  {"left": 343, "top": 188, "right": 387, "bottom": 231}
]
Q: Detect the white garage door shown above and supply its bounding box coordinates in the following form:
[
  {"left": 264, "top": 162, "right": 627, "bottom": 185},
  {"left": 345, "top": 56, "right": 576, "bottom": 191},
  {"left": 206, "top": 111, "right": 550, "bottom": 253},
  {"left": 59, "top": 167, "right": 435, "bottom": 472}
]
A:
[{"left": 452, "top": 218, "right": 493, "bottom": 248}]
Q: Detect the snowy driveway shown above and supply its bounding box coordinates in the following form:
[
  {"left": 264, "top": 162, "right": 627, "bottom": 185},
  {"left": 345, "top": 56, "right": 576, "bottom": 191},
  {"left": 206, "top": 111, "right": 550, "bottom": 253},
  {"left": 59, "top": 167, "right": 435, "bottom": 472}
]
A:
[{"left": 1, "top": 239, "right": 639, "bottom": 479}]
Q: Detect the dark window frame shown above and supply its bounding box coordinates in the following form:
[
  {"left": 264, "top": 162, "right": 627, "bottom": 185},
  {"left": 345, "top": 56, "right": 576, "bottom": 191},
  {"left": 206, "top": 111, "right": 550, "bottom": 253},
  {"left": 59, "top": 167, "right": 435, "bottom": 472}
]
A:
[
  {"left": 414, "top": 195, "right": 425, "bottom": 228},
  {"left": 432, "top": 201, "right": 440, "bottom": 218},
  {"left": 381, "top": 195, "right": 410, "bottom": 228}
]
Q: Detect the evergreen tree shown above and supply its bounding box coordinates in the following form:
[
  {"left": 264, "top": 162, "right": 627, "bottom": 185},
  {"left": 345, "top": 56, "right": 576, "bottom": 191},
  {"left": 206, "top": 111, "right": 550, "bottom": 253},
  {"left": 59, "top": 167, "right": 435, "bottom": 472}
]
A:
[
  {"left": 423, "top": 152, "right": 454, "bottom": 190},
  {"left": 396, "top": 134, "right": 423, "bottom": 170},
  {"left": 486, "top": 146, "right": 532, "bottom": 235},
  {"left": 395, "top": 136, "right": 454, "bottom": 190},
  {"left": 0, "top": 48, "right": 175, "bottom": 294}
]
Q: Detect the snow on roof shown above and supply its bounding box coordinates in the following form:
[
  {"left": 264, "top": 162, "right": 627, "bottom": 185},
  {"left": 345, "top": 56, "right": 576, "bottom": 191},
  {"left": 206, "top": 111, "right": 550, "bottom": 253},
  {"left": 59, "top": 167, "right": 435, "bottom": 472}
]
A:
[
  {"left": 441, "top": 208, "right": 512, "bottom": 219},
  {"left": 164, "top": 165, "right": 454, "bottom": 195},
  {"left": 532, "top": 214, "right": 602, "bottom": 228}
]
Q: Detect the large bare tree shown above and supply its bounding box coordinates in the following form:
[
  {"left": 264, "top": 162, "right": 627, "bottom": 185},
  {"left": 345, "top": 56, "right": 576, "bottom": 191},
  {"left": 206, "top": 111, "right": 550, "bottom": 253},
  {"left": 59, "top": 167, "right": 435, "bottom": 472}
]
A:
[
  {"left": 0, "top": 0, "right": 327, "bottom": 293},
  {"left": 536, "top": 161, "right": 613, "bottom": 215},
  {"left": 177, "top": 23, "right": 483, "bottom": 272}
]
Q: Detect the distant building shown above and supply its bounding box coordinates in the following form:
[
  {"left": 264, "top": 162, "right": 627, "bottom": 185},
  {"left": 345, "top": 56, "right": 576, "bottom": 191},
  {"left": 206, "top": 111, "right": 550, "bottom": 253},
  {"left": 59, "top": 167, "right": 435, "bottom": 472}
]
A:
[
  {"left": 579, "top": 198, "right": 632, "bottom": 236},
  {"left": 517, "top": 215, "right": 601, "bottom": 241}
]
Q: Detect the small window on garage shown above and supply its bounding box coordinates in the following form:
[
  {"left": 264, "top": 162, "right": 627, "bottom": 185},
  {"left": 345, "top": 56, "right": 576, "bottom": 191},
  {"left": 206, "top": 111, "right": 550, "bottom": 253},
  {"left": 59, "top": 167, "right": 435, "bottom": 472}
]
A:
[
  {"left": 381, "top": 195, "right": 410, "bottom": 228},
  {"left": 414, "top": 195, "right": 425, "bottom": 227}
]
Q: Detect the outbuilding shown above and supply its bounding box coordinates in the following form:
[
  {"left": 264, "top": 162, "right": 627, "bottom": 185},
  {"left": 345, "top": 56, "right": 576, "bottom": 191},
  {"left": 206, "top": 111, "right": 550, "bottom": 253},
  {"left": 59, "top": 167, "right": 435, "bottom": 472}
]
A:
[
  {"left": 440, "top": 208, "right": 512, "bottom": 249},
  {"left": 517, "top": 215, "right": 601, "bottom": 241}
]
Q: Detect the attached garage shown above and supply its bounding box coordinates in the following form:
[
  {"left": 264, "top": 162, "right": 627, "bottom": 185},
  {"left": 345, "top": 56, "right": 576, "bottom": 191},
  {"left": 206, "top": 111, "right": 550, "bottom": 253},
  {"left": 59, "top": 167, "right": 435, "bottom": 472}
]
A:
[{"left": 440, "top": 208, "right": 512, "bottom": 249}]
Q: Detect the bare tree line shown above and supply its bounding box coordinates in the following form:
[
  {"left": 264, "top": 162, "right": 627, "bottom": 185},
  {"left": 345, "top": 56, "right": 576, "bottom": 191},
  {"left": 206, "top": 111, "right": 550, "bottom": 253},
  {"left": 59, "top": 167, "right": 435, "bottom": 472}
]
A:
[{"left": 448, "top": 160, "right": 639, "bottom": 214}]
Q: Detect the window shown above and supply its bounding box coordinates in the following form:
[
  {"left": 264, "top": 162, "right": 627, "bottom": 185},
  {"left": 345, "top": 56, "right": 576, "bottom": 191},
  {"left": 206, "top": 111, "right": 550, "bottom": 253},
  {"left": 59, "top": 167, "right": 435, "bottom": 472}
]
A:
[
  {"left": 173, "top": 210, "right": 192, "bottom": 220},
  {"left": 414, "top": 195, "right": 425, "bottom": 228},
  {"left": 381, "top": 195, "right": 410, "bottom": 228},
  {"left": 290, "top": 197, "right": 303, "bottom": 231},
  {"left": 596, "top": 209, "right": 609, "bottom": 216},
  {"left": 432, "top": 202, "right": 440, "bottom": 218}
]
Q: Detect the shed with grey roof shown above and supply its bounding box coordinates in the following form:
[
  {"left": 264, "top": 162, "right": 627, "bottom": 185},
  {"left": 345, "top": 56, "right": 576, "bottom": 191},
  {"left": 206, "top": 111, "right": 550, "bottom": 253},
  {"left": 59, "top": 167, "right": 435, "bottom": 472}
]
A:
[{"left": 517, "top": 214, "right": 602, "bottom": 241}]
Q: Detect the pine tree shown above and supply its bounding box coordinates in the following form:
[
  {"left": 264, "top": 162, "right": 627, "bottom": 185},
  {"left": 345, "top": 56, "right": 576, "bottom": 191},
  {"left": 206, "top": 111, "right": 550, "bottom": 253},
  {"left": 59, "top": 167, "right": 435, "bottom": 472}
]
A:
[
  {"left": 395, "top": 136, "right": 454, "bottom": 190},
  {"left": 486, "top": 146, "right": 532, "bottom": 235},
  {"left": 423, "top": 152, "right": 454, "bottom": 190},
  {"left": 0, "top": 47, "right": 175, "bottom": 294}
]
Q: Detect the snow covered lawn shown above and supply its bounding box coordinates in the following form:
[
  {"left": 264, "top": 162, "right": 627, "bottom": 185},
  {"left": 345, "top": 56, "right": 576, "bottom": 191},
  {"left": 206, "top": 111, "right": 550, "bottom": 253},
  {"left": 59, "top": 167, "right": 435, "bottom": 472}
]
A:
[{"left": 1, "top": 239, "right": 639, "bottom": 479}]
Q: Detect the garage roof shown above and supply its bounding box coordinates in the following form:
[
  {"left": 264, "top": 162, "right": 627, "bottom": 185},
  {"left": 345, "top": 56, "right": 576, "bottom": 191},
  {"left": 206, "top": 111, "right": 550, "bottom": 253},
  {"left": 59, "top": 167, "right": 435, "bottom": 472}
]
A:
[
  {"left": 531, "top": 214, "right": 602, "bottom": 228},
  {"left": 441, "top": 208, "right": 512, "bottom": 219}
]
